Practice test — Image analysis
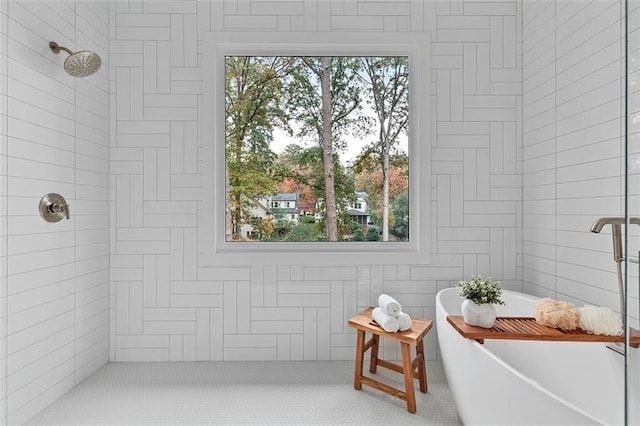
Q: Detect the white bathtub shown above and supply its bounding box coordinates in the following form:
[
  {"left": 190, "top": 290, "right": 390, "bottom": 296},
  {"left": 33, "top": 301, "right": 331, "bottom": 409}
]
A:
[{"left": 436, "top": 288, "right": 624, "bottom": 425}]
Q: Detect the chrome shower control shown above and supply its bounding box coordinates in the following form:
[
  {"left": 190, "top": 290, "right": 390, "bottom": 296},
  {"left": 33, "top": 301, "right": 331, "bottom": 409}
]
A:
[{"left": 39, "top": 193, "right": 70, "bottom": 222}]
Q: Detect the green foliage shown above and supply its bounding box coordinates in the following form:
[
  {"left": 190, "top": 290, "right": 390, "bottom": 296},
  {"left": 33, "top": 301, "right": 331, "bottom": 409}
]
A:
[
  {"left": 224, "top": 55, "right": 410, "bottom": 243},
  {"left": 356, "top": 56, "right": 409, "bottom": 241},
  {"left": 353, "top": 228, "right": 365, "bottom": 241},
  {"left": 225, "top": 56, "right": 295, "bottom": 239},
  {"left": 277, "top": 223, "right": 324, "bottom": 242},
  {"left": 283, "top": 56, "right": 369, "bottom": 241},
  {"left": 359, "top": 57, "right": 409, "bottom": 140},
  {"left": 365, "top": 228, "right": 380, "bottom": 241},
  {"left": 456, "top": 276, "right": 505, "bottom": 306},
  {"left": 300, "top": 215, "right": 316, "bottom": 224},
  {"left": 285, "top": 57, "right": 367, "bottom": 150},
  {"left": 390, "top": 191, "right": 409, "bottom": 240},
  {"left": 251, "top": 218, "right": 274, "bottom": 240},
  {"left": 353, "top": 151, "right": 409, "bottom": 241}
]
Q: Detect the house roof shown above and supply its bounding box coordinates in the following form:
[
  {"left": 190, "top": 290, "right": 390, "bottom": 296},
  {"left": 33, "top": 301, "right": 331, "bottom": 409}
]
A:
[
  {"left": 347, "top": 208, "right": 368, "bottom": 217},
  {"left": 272, "top": 193, "right": 299, "bottom": 202}
]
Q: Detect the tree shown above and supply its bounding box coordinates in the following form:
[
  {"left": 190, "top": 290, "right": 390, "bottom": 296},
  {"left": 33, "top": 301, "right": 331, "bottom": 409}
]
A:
[
  {"left": 390, "top": 191, "right": 409, "bottom": 240},
  {"left": 285, "top": 57, "right": 365, "bottom": 241},
  {"left": 274, "top": 144, "right": 355, "bottom": 240},
  {"left": 353, "top": 151, "right": 408, "bottom": 239},
  {"left": 252, "top": 218, "right": 275, "bottom": 240},
  {"left": 225, "top": 56, "right": 294, "bottom": 240},
  {"left": 275, "top": 144, "right": 319, "bottom": 216},
  {"left": 366, "top": 228, "right": 380, "bottom": 241},
  {"left": 280, "top": 223, "right": 324, "bottom": 242},
  {"left": 358, "top": 57, "right": 409, "bottom": 241}
]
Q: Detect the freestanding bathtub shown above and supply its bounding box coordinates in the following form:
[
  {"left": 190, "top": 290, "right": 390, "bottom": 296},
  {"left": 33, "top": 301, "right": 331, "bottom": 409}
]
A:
[{"left": 436, "top": 288, "right": 624, "bottom": 425}]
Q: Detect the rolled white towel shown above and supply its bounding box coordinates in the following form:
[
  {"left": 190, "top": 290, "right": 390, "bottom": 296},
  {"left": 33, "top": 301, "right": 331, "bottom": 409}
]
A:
[
  {"left": 372, "top": 307, "right": 400, "bottom": 333},
  {"left": 577, "top": 305, "right": 623, "bottom": 336},
  {"left": 397, "top": 311, "right": 412, "bottom": 331},
  {"left": 378, "top": 293, "right": 402, "bottom": 317}
]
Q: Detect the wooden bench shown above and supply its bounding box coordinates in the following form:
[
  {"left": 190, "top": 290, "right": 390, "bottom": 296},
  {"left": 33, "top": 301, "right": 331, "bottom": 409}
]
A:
[{"left": 348, "top": 307, "right": 433, "bottom": 413}]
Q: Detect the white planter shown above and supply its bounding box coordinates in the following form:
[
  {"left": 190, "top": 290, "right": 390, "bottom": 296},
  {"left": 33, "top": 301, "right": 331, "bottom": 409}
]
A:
[{"left": 461, "top": 299, "right": 497, "bottom": 328}]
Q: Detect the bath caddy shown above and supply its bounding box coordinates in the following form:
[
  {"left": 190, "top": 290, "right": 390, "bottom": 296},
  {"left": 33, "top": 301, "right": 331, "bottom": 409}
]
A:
[{"left": 447, "top": 316, "right": 640, "bottom": 348}]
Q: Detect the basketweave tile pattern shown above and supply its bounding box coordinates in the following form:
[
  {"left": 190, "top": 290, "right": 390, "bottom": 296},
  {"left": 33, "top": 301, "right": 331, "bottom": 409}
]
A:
[{"left": 109, "top": 0, "right": 524, "bottom": 363}]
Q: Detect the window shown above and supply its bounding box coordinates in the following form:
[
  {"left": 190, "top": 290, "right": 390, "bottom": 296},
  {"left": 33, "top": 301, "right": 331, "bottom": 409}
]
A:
[
  {"left": 225, "top": 54, "right": 409, "bottom": 244},
  {"left": 202, "top": 32, "right": 431, "bottom": 266}
]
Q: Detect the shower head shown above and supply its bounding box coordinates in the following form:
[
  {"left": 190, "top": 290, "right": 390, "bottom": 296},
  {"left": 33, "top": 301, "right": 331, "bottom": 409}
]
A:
[{"left": 49, "top": 41, "right": 101, "bottom": 77}]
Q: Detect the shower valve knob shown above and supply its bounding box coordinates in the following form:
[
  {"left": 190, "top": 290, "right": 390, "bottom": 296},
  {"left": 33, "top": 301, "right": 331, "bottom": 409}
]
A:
[
  {"left": 39, "top": 193, "right": 70, "bottom": 222},
  {"left": 49, "top": 202, "right": 69, "bottom": 218}
]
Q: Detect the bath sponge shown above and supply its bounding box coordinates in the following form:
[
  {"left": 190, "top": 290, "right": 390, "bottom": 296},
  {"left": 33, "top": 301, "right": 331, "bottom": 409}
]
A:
[
  {"left": 577, "top": 305, "right": 623, "bottom": 336},
  {"left": 534, "top": 298, "right": 580, "bottom": 331}
]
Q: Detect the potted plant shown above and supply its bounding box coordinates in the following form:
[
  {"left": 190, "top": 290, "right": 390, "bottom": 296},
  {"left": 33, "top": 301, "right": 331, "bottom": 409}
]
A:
[{"left": 457, "top": 275, "right": 505, "bottom": 328}]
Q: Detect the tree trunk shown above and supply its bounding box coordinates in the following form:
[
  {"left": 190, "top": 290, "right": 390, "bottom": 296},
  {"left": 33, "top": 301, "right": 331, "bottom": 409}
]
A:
[
  {"left": 225, "top": 170, "right": 233, "bottom": 241},
  {"left": 233, "top": 194, "right": 242, "bottom": 240},
  {"left": 320, "top": 57, "right": 338, "bottom": 241},
  {"left": 232, "top": 127, "right": 243, "bottom": 240},
  {"left": 382, "top": 147, "right": 390, "bottom": 242}
]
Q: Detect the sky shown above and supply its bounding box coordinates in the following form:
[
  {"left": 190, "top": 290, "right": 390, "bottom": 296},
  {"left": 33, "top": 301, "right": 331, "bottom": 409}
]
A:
[{"left": 271, "top": 127, "right": 408, "bottom": 166}]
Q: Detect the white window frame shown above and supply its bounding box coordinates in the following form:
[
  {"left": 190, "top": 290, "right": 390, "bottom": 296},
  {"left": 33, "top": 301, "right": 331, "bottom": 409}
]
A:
[{"left": 201, "top": 32, "right": 431, "bottom": 266}]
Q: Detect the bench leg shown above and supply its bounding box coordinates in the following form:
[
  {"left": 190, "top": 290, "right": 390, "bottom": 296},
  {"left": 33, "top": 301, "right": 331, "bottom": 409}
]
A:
[
  {"left": 354, "top": 330, "right": 365, "bottom": 390},
  {"left": 369, "top": 334, "right": 379, "bottom": 374},
  {"left": 417, "top": 338, "right": 427, "bottom": 393},
  {"left": 401, "top": 342, "right": 416, "bottom": 413}
]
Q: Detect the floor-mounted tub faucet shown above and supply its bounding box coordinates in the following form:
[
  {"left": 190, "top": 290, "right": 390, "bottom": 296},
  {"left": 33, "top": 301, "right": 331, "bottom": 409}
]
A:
[
  {"left": 590, "top": 217, "right": 627, "bottom": 355},
  {"left": 588, "top": 217, "right": 640, "bottom": 322}
]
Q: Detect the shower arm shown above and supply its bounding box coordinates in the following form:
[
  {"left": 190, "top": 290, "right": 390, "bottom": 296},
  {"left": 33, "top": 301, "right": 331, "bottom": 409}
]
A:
[{"left": 49, "top": 41, "right": 73, "bottom": 56}]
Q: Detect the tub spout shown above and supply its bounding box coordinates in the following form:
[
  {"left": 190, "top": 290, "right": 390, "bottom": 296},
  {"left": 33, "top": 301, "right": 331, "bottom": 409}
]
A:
[
  {"left": 590, "top": 216, "right": 640, "bottom": 263},
  {"left": 589, "top": 217, "right": 624, "bottom": 263},
  {"left": 590, "top": 216, "right": 640, "bottom": 233},
  {"left": 589, "top": 217, "right": 626, "bottom": 234}
]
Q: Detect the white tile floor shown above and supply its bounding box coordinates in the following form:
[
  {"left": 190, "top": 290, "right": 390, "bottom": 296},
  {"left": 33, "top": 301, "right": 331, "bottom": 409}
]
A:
[{"left": 25, "top": 360, "right": 462, "bottom": 425}]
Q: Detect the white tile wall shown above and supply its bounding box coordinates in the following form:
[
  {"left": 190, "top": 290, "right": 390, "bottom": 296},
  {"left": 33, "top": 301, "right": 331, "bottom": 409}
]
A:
[
  {"left": 0, "top": 1, "right": 109, "bottom": 424},
  {"left": 110, "top": 0, "right": 522, "bottom": 363},
  {"left": 522, "top": 0, "right": 625, "bottom": 310},
  {"left": 1, "top": 1, "right": 8, "bottom": 423},
  {"left": 627, "top": 2, "right": 640, "bottom": 421}
]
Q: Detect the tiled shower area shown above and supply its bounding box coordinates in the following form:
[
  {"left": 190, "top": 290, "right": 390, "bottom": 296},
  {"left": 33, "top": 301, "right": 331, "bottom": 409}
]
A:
[{"left": 1, "top": 0, "right": 636, "bottom": 424}]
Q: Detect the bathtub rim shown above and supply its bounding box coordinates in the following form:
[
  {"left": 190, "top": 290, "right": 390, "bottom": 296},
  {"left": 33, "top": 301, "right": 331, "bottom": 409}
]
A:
[{"left": 436, "top": 287, "right": 605, "bottom": 425}]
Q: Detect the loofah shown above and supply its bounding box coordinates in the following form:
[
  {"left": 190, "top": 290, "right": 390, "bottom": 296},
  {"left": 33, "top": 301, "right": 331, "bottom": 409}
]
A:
[
  {"left": 534, "top": 298, "right": 580, "bottom": 331},
  {"left": 577, "top": 305, "right": 623, "bottom": 336}
]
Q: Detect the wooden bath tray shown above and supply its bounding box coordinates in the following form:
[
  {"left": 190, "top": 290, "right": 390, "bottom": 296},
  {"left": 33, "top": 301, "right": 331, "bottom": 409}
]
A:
[{"left": 447, "top": 316, "right": 640, "bottom": 348}]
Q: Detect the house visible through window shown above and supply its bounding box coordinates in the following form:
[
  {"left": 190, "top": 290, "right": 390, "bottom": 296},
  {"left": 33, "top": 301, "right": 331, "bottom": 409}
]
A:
[{"left": 225, "top": 55, "right": 409, "bottom": 243}]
